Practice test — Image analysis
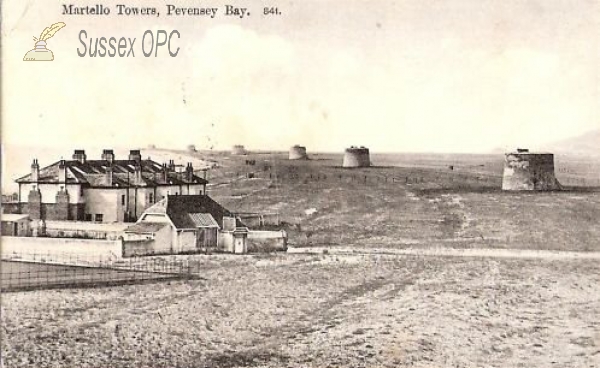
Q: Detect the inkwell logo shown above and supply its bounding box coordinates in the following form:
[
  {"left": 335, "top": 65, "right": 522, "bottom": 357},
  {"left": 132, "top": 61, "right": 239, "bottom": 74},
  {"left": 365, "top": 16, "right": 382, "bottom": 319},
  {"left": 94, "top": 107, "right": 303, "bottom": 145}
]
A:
[{"left": 23, "top": 22, "right": 66, "bottom": 61}]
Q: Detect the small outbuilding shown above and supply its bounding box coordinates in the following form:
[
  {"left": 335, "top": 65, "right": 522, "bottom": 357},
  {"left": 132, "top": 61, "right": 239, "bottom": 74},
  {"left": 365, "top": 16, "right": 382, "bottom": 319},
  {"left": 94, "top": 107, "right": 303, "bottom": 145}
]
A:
[
  {"left": 1, "top": 214, "right": 31, "bottom": 236},
  {"left": 122, "top": 195, "right": 245, "bottom": 256}
]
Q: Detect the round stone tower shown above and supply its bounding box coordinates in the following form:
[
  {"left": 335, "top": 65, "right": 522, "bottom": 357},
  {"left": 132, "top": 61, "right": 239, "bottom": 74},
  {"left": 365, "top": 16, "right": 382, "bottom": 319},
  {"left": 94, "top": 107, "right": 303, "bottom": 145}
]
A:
[
  {"left": 231, "top": 145, "right": 247, "bottom": 155},
  {"left": 342, "top": 146, "right": 371, "bottom": 168},
  {"left": 289, "top": 145, "right": 308, "bottom": 160},
  {"left": 501, "top": 149, "right": 562, "bottom": 191}
]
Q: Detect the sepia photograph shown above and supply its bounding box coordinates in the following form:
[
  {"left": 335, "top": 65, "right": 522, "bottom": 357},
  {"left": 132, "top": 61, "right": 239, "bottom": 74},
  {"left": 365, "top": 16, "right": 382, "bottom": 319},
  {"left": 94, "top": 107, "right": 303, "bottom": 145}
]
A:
[{"left": 1, "top": 0, "right": 599, "bottom": 367}]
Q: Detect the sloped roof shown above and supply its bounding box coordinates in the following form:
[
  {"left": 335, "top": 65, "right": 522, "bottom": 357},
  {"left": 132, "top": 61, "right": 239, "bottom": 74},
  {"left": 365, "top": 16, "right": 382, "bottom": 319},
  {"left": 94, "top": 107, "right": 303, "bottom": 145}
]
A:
[
  {"left": 16, "top": 159, "right": 208, "bottom": 188},
  {"left": 1, "top": 214, "right": 30, "bottom": 222},
  {"left": 124, "top": 222, "right": 168, "bottom": 233},
  {"left": 144, "top": 198, "right": 168, "bottom": 215},
  {"left": 188, "top": 213, "right": 219, "bottom": 227},
  {"left": 163, "top": 195, "right": 242, "bottom": 229}
]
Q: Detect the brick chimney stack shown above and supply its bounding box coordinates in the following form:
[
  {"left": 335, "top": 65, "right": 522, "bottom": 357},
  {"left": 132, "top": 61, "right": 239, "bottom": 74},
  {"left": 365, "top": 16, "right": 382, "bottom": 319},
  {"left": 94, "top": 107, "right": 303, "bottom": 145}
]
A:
[
  {"left": 133, "top": 162, "right": 143, "bottom": 185},
  {"left": 58, "top": 160, "right": 67, "bottom": 183},
  {"left": 129, "top": 149, "right": 142, "bottom": 162},
  {"left": 101, "top": 149, "right": 115, "bottom": 163},
  {"left": 72, "top": 149, "right": 87, "bottom": 163},
  {"left": 31, "top": 159, "right": 40, "bottom": 182},
  {"left": 185, "top": 162, "right": 194, "bottom": 181},
  {"left": 162, "top": 163, "right": 169, "bottom": 182},
  {"left": 105, "top": 163, "right": 113, "bottom": 186}
]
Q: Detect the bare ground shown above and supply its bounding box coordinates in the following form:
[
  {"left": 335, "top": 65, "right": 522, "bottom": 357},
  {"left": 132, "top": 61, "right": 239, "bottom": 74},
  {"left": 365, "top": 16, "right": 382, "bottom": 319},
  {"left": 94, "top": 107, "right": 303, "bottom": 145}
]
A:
[
  {"left": 2, "top": 253, "right": 600, "bottom": 368},
  {"left": 3, "top": 151, "right": 599, "bottom": 367}
]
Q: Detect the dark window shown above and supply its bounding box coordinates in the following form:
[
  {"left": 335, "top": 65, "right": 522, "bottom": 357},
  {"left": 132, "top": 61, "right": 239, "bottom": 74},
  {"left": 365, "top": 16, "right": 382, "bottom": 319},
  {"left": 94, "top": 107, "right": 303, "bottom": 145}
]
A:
[
  {"left": 121, "top": 195, "right": 126, "bottom": 206},
  {"left": 95, "top": 214, "right": 103, "bottom": 222},
  {"left": 85, "top": 214, "right": 92, "bottom": 221},
  {"left": 149, "top": 193, "right": 154, "bottom": 204}
]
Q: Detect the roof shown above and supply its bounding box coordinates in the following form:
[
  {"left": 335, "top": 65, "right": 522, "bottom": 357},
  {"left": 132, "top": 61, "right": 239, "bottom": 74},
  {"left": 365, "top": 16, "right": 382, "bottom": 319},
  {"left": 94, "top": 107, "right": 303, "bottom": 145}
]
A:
[
  {"left": 16, "top": 159, "right": 208, "bottom": 188},
  {"left": 124, "top": 222, "right": 168, "bottom": 233},
  {"left": 148, "top": 195, "right": 243, "bottom": 229},
  {"left": 144, "top": 199, "right": 168, "bottom": 215},
  {"left": 166, "top": 195, "right": 236, "bottom": 229},
  {"left": 188, "top": 213, "right": 219, "bottom": 227},
  {"left": 1, "top": 214, "right": 30, "bottom": 222},
  {"left": 507, "top": 152, "right": 553, "bottom": 155}
]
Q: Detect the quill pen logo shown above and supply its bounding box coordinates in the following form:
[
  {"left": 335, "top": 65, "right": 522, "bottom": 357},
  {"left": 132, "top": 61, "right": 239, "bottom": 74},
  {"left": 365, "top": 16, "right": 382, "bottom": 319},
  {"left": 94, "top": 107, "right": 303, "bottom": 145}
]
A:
[{"left": 23, "top": 22, "right": 66, "bottom": 61}]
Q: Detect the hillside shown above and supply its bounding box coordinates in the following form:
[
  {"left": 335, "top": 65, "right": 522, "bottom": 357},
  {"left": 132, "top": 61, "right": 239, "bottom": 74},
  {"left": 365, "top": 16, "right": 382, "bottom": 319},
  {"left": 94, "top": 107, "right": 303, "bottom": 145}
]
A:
[{"left": 542, "top": 129, "right": 600, "bottom": 157}]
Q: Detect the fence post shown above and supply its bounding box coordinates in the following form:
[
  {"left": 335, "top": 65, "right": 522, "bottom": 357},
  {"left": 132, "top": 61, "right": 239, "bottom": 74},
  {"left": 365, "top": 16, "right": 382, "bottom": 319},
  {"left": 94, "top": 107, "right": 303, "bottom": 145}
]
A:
[
  {"left": 46, "top": 257, "right": 49, "bottom": 286},
  {"left": 27, "top": 260, "right": 31, "bottom": 288}
]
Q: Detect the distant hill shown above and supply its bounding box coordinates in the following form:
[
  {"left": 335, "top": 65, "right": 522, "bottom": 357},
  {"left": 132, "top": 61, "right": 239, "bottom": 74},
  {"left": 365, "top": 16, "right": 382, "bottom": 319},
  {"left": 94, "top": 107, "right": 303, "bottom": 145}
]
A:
[{"left": 541, "top": 129, "right": 600, "bottom": 157}]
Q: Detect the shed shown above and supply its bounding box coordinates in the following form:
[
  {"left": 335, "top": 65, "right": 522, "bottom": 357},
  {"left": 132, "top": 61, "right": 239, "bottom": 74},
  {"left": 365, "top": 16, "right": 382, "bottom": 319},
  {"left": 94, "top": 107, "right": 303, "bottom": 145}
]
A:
[
  {"left": 123, "top": 195, "right": 243, "bottom": 256},
  {"left": 1, "top": 214, "right": 31, "bottom": 236}
]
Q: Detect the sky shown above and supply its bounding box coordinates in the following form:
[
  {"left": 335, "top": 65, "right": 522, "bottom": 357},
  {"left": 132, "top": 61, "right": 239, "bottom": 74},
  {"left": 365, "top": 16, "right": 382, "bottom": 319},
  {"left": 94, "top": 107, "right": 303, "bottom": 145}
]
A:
[{"left": 2, "top": 0, "right": 599, "bottom": 155}]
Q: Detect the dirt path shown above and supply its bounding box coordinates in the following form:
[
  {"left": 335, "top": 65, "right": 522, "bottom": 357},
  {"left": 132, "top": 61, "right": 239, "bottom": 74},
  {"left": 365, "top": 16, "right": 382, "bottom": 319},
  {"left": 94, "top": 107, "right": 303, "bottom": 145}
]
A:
[{"left": 287, "top": 246, "right": 600, "bottom": 260}]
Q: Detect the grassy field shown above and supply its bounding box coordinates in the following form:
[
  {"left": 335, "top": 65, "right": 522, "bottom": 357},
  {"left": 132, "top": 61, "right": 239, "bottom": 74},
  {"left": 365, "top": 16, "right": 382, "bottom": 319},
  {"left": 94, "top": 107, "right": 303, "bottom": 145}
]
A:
[{"left": 199, "top": 151, "right": 600, "bottom": 252}]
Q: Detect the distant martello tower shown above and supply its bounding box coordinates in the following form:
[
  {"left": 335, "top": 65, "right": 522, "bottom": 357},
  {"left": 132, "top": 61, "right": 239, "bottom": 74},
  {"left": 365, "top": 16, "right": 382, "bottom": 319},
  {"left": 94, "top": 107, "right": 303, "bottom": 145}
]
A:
[{"left": 501, "top": 149, "right": 562, "bottom": 191}]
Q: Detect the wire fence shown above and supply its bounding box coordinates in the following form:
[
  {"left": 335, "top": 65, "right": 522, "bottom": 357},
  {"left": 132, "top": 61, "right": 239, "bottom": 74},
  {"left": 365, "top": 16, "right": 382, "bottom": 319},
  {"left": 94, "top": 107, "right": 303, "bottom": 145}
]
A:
[
  {"left": 233, "top": 169, "right": 600, "bottom": 188},
  {"left": 1, "top": 251, "right": 200, "bottom": 292},
  {"left": 233, "top": 212, "right": 281, "bottom": 227}
]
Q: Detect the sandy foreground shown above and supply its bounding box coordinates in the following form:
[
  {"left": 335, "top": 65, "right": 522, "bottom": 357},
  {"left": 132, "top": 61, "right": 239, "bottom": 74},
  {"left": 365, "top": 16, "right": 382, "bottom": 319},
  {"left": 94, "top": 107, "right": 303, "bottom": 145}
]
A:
[{"left": 2, "top": 253, "right": 599, "bottom": 368}]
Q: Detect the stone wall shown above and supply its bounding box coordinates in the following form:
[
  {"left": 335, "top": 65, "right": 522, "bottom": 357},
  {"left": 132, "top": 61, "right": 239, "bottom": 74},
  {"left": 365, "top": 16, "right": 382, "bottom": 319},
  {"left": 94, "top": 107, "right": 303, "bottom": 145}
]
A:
[
  {"left": 247, "top": 230, "right": 288, "bottom": 252},
  {"left": 1, "top": 236, "right": 123, "bottom": 259},
  {"left": 7, "top": 202, "right": 86, "bottom": 221},
  {"left": 1, "top": 203, "right": 22, "bottom": 214}
]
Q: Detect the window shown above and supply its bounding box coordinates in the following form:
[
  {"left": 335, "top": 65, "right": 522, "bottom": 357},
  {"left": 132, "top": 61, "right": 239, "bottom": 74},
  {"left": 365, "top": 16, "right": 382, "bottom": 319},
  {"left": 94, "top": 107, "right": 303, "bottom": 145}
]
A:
[
  {"left": 84, "top": 214, "right": 92, "bottom": 221},
  {"left": 121, "top": 195, "right": 126, "bottom": 206},
  {"left": 95, "top": 214, "right": 103, "bottom": 222},
  {"left": 149, "top": 193, "right": 154, "bottom": 204}
]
